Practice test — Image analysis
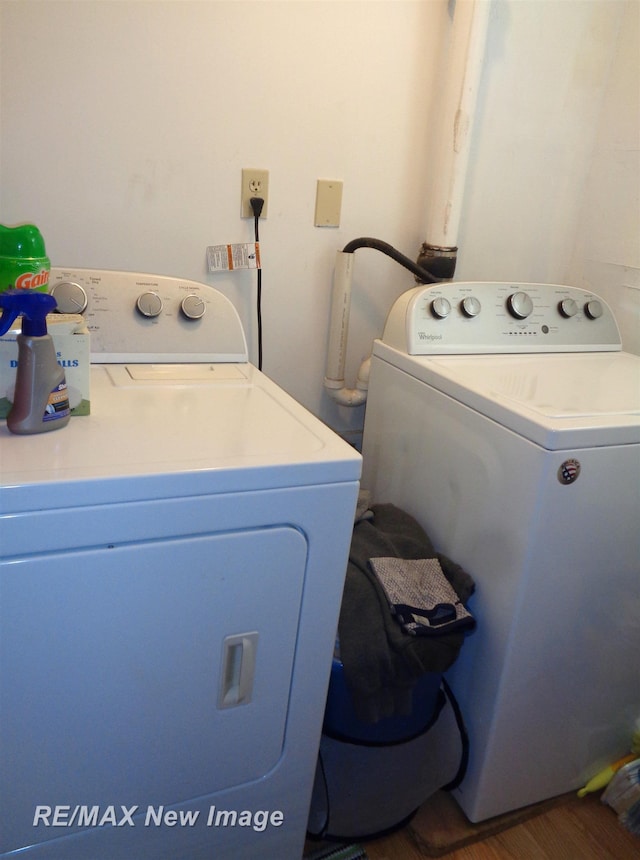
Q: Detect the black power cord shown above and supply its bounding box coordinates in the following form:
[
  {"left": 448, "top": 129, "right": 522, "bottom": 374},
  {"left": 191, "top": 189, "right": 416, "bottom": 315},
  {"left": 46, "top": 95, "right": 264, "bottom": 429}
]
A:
[{"left": 250, "top": 197, "right": 264, "bottom": 370}]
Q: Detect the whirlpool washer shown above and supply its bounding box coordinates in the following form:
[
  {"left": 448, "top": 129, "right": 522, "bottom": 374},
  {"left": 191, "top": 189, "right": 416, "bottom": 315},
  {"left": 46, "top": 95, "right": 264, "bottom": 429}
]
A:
[
  {"left": 361, "top": 281, "right": 639, "bottom": 822},
  {"left": 0, "top": 269, "right": 361, "bottom": 859}
]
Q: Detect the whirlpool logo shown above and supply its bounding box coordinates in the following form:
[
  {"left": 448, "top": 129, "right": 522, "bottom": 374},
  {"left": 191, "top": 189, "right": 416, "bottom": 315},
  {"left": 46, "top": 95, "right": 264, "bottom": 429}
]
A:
[{"left": 418, "top": 332, "right": 443, "bottom": 341}]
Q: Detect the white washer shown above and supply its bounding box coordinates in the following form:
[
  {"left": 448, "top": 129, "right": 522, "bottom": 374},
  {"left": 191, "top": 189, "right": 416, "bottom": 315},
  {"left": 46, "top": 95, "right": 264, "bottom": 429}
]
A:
[
  {"left": 361, "top": 281, "right": 640, "bottom": 822},
  {"left": 0, "top": 269, "right": 361, "bottom": 859}
]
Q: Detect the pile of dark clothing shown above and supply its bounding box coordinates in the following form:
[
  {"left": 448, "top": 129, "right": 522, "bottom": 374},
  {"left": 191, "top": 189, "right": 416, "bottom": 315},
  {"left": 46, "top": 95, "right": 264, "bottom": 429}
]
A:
[{"left": 337, "top": 502, "right": 475, "bottom": 724}]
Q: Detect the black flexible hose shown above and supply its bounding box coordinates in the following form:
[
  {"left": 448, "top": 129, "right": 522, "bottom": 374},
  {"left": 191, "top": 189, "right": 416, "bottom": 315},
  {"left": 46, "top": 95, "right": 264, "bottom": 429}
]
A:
[{"left": 341, "top": 237, "right": 440, "bottom": 284}]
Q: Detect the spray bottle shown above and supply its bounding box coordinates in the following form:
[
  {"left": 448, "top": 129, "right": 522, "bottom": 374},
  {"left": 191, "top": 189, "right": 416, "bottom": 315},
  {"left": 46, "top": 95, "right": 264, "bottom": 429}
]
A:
[{"left": 0, "top": 291, "right": 70, "bottom": 434}]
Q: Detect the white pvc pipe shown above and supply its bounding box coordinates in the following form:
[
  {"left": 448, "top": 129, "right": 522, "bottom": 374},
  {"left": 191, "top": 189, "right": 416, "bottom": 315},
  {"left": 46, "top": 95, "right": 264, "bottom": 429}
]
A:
[
  {"left": 324, "top": 250, "right": 353, "bottom": 386},
  {"left": 324, "top": 250, "right": 368, "bottom": 406},
  {"left": 424, "top": 0, "right": 491, "bottom": 249},
  {"left": 323, "top": 0, "right": 490, "bottom": 407}
]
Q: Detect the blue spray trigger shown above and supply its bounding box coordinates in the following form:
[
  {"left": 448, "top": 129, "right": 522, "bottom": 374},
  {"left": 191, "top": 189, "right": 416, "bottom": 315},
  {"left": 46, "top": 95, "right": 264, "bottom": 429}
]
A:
[{"left": 0, "top": 289, "right": 57, "bottom": 337}]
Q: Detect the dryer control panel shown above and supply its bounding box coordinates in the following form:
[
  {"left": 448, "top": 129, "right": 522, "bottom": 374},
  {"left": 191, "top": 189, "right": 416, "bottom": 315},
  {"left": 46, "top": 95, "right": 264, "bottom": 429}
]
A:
[
  {"left": 382, "top": 282, "right": 622, "bottom": 354},
  {"left": 49, "top": 268, "right": 248, "bottom": 363}
]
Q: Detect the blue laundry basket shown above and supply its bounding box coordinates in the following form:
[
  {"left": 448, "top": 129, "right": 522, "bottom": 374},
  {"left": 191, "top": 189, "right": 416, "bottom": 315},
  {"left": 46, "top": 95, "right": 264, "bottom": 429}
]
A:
[
  {"left": 323, "top": 657, "right": 442, "bottom": 744},
  {"left": 307, "top": 660, "right": 465, "bottom": 841}
]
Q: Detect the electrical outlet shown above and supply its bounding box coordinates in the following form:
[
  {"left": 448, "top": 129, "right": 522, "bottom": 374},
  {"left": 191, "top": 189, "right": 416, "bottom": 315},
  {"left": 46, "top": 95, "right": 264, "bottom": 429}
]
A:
[{"left": 241, "top": 168, "right": 269, "bottom": 218}]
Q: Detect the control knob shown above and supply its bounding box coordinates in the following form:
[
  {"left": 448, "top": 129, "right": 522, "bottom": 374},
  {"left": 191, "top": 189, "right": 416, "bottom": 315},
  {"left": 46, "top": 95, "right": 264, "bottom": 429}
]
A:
[
  {"left": 430, "top": 297, "right": 451, "bottom": 319},
  {"left": 181, "top": 294, "right": 206, "bottom": 320},
  {"left": 584, "top": 300, "right": 603, "bottom": 320},
  {"left": 558, "top": 298, "right": 578, "bottom": 318},
  {"left": 507, "top": 291, "right": 534, "bottom": 319},
  {"left": 136, "top": 291, "right": 163, "bottom": 318},
  {"left": 460, "top": 296, "right": 481, "bottom": 318},
  {"left": 50, "top": 281, "right": 88, "bottom": 314}
]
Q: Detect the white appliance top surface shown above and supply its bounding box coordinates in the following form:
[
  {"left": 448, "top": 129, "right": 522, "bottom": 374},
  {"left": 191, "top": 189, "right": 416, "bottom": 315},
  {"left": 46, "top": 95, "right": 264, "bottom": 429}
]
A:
[
  {"left": 375, "top": 281, "right": 639, "bottom": 449},
  {"left": 429, "top": 351, "right": 639, "bottom": 418},
  {"left": 1, "top": 363, "right": 361, "bottom": 512},
  {"left": 372, "top": 345, "right": 640, "bottom": 450},
  {"left": 1, "top": 269, "right": 361, "bottom": 513}
]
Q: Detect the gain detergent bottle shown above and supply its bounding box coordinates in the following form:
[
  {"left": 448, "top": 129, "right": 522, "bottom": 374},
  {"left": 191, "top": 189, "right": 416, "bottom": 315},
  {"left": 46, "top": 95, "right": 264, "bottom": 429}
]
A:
[{"left": 0, "top": 223, "right": 51, "bottom": 294}]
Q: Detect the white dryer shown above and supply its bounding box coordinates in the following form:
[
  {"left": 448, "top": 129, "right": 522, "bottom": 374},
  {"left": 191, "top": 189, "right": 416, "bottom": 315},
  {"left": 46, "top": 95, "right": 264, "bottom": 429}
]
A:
[
  {"left": 361, "top": 281, "right": 640, "bottom": 822},
  {"left": 0, "top": 269, "right": 361, "bottom": 859}
]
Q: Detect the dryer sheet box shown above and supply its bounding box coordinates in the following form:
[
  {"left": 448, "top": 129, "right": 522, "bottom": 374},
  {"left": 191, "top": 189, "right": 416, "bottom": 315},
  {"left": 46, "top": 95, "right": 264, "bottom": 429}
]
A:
[{"left": 0, "top": 314, "right": 90, "bottom": 417}]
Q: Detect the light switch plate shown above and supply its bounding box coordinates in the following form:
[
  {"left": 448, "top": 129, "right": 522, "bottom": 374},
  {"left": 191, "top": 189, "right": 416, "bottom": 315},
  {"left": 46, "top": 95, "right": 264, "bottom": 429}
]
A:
[{"left": 314, "top": 180, "right": 343, "bottom": 227}]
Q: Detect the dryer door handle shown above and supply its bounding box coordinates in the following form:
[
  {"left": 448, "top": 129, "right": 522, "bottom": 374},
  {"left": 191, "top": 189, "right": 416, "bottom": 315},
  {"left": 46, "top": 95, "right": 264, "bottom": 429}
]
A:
[{"left": 218, "top": 632, "right": 259, "bottom": 708}]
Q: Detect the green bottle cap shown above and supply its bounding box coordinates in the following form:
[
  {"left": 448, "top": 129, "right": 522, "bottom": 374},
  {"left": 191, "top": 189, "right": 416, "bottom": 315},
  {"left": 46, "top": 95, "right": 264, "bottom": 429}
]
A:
[{"left": 0, "top": 223, "right": 51, "bottom": 294}]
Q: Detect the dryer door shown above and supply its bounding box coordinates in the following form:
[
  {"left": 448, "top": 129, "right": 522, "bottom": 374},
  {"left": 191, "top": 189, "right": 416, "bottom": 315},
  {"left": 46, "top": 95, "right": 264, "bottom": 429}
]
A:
[{"left": 1, "top": 526, "right": 308, "bottom": 854}]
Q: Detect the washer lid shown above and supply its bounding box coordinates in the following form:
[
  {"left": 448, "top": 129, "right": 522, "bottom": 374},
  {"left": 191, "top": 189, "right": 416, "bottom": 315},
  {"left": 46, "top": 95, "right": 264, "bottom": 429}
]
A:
[{"left": 372, "top": 343, "right": 640, "bottom": 450}]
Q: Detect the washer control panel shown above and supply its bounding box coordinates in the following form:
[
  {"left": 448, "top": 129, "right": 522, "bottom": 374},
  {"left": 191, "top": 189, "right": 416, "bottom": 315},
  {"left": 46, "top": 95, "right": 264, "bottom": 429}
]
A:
[
  {"left": 382, "top": 282, "right": 622, "bottom": 354},
  {"left": 49, "top": 268, "right": 247, "bottom": 363}
]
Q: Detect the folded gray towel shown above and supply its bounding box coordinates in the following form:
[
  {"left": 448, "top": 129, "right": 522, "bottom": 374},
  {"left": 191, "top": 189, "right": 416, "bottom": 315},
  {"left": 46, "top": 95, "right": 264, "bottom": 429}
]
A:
[
  {"left": 337, "top": 504, "right": 476, "bottom": 723},
  {"left": 369, "top": 557, "right": 475, "bottom": 636}
]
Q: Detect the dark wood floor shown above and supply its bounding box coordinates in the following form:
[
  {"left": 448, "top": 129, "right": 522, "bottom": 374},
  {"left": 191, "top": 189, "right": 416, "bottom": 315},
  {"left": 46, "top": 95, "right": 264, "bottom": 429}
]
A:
[{"left": 363, "top": 791, "right": 638, "bottom": 860}]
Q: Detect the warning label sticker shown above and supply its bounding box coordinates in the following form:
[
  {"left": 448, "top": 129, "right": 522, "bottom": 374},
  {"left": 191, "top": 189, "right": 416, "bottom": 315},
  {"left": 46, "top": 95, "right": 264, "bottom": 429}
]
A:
[{"left": 207, "top": 243, "right": 261, "bottom": 272}]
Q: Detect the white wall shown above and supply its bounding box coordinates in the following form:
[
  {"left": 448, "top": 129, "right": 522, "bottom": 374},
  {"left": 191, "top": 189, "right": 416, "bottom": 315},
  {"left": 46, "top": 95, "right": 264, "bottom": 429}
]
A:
[
  {"left": 566, "top": 0, "right": 640, "bottom": 354},
  {"left": 1, "top": 0, "right": 637, "bottom": 439},
  {"left": 456, "top": 0, "right": 639, "bottom": 353},
  {"left": 456, "top": 0, "right": 624, "bottom": 282}
]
